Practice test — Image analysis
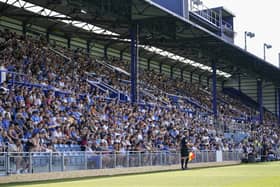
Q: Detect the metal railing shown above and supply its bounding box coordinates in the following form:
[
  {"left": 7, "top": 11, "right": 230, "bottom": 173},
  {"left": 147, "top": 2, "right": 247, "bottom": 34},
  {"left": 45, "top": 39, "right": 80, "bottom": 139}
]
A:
[
  {"left": 0, "top": 70, "right": 72, "bottom": 95},
  {"left": 0, "top": 151, "right": 241, "bottom": 176},
  {"left": 189, "top": 0, "right": 233, "bottom": 30},
  {"left": 190, "top": 0, "right": 219, "bottom": 27},
  {"left": 0, "top": 70, "right": 28, "bottom": 85}
]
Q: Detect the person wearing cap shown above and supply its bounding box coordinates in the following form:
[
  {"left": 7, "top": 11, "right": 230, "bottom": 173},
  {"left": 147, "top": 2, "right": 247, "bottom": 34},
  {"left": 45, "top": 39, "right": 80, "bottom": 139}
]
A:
[{"left": 180, "top": 130, "right": 189, "bottom": 170}]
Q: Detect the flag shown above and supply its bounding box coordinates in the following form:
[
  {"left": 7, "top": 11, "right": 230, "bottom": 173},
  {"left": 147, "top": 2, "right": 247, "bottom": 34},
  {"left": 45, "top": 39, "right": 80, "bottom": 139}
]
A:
[{"left": 189, "top": 152, "right": 195, "bottom": 161}]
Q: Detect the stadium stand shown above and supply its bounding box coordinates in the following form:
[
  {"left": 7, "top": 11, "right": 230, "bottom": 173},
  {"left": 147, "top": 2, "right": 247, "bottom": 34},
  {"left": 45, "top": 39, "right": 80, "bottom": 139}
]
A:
[
  {"left": 0, "top": 0, "right": 279, "bottom": 175},
  {"left": 0, "top": 28, "right": 279, "bottom": 162}
]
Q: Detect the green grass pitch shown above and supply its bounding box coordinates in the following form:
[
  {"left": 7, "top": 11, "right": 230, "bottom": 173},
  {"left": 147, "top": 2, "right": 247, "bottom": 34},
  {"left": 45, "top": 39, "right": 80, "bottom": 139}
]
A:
[{"left": 6, "top": 162, "right": 280, "bottom": 187}]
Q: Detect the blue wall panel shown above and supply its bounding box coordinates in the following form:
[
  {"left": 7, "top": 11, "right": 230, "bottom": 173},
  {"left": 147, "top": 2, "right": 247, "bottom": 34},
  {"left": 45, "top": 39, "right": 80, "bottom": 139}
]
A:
[{"left": 151, "top": 0, "right": 185, "bottom": 17}]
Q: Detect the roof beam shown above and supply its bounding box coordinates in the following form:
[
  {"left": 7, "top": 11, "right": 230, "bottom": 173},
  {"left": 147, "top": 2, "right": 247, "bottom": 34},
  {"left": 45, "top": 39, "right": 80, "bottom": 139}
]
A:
[{"left": 0, "top": 0, "right": 11, "bottom": 15}]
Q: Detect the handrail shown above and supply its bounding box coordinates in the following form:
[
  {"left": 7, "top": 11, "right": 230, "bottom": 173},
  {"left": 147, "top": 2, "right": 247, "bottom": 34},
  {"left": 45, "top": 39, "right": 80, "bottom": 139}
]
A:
[
  {"left": 86, "top": 79, "right": 107, "bottom": 93},
  {"left": 118, "top": 79, "right": 131, "bottom": 84},
  {"left": 50, "top": 45, "right": 129, "bottom": 76},
  {"left": 10, "top": 81, "right": 71, "bottom": 94},
  {"left": 0, "top": 70, "right": 29, "bottom": 86},
  {"left": 140, "top": 89, "right": 169, "bottom": 106},
  {"left": 100, "top": 81, "right": 118, "bottom": 93},
  {"left": 96, "top": 59, "right": 130, "bottom": 76},
  {"left": 167, "top": 93, "right": 212, "bottom": 113},
  {"left": 0, "top": 69, "right": 28, "bottom": 77},
  {"left": 86, "top": 72, "right": 118, "bottom": 95},
  {"left": 137, "top": 81, "right": 211, "bottom": 112},
  {"left": 109, "top": 64, "right": 130, "bottom": 76},
  {"left": 47, "top": 47, "right": 72, "bottom": 62},
  {"left": 0, "top": 70, "right": 71, "bottom": 95},
  {"left": 87, "top": 78, "right": 127, "bottom": 100},
  {"left": 95, "top": 59, "right": 115, "bottom": 71}
]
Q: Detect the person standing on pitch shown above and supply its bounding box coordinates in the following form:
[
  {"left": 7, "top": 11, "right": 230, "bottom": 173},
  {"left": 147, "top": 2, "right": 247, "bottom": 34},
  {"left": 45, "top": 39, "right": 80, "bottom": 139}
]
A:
[{"left": 180, "top": 130, "right": 189, "bottom": 170}]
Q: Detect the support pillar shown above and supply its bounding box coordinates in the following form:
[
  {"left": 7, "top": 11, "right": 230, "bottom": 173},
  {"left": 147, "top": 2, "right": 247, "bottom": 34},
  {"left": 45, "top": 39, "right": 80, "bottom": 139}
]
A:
[
  {"left": 104, "top": 46, "right": 108, "bottom": 59},
  {"left": 67, "top": 37, "right": 71, "bottom": 49},
  {"left": 238, "top": 73, "right": 241, "bottom": 91},
  {"left": 222, "top": 80, "right": 225, "bottom": 90},
  {"left": 120, "top": 51, "right": 124, "bottom": 61},
  {"left": 46, "top": 32, "right": 50, "bottom": 43},
  {"left": 130, "top": 25, "right": 138, "bottom": 103},
  {"left": 199, "top": 74, "right": 202, "bottom": 85},
  {"left": 278, "top": 88, "right": 280, "bottom": 124},
  {"left": 257, "top": 79, "right": 263, "bottom": 123},
  {"left": 170, "top": 66, "right": 173, "bottom": 78},
  {"left": 22, "top": 22, "right": 27, "bottom": 36},
  {"left": 120, "top": 46, "right": 128, "bottom": 61},
  {"left": 159, "top": 63, "right": 162, "bottom": 73},
  {"left": 86, "top": 41, "right": 91, "bottom": 54},
  {"left": 212, "top": 61, "right": 217, "bottom": 118},
  {"left": 147, "top": 59, "right": 150, "bottom": 70},
  {"left": 275, "top": 88, "right": 277, "bottom": 119},
  {"left": 180, "top": 69, "right": 184, "bottom": 81}
]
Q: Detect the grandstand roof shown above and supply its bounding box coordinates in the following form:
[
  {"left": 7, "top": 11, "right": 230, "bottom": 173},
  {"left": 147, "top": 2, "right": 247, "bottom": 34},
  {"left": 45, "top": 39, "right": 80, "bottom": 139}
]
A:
[{"left": 2, "top": 0, "right": 280, "bottom": 85}]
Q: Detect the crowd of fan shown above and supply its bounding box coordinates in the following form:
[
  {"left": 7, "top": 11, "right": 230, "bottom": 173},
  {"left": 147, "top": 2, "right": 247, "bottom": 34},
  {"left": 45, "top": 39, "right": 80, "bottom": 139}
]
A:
[
  {"left": 106, "top": 60, "right": 263, "bottom": 120},
  {"left": 109, "top": 59, "right": 278, "bottom": 129},
  {"left": 0, "top": 84, "right": 229, "bottom": 153},
  {"left": 0, "top": 29, "right": 279, "bottom": 163}
]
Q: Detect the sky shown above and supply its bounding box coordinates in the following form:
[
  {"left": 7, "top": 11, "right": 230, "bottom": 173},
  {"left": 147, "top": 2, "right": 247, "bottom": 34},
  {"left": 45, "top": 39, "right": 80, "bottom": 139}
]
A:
[{"left": 201, "top": 0, "right": 280, "bottom": 67}]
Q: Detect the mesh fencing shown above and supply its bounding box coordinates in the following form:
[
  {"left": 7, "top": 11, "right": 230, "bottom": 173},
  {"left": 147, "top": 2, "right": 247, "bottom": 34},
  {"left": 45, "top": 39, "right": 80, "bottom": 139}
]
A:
[{"left": 0, "top": 151, "right": 242, "bottom": 176}]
